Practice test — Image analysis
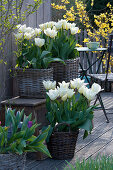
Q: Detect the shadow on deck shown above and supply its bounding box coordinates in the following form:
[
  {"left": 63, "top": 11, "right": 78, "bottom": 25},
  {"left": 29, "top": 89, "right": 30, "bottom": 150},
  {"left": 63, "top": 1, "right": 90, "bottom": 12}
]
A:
[{"left": 25, "top": 92, "right": 113, "bottom": 170}]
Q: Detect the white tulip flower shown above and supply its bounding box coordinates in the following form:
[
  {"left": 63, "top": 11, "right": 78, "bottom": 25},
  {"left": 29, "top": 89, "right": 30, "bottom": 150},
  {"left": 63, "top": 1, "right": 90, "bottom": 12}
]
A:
[
  {"left": 47, "top": 21, "right": 56, "bottom": 28},
  {"left": 84, "top": 88, "right": 96, "bottom": 101},
  {"left": 67, "top": 89, "right": 75, "bottom": 98},
  {"left": 44, "top": 28, "right": 57, "bottom": 38},
  {"left": 14, "top": 33, "right": 23, "bottom": 40},
  {"left": 43, "top": 80, "right": 56, "bottom": 90},
  {"left": 65, "top": 23, "right": 71, "bottom": 30},
  {"left": 78, "top": 85, "right": 87, "bottom": 95},
  {"left": 58, "top": 19, "right": 67, "bottom": 29},
  {"left": 58, "top": 81, "right": 70, "bottom": 88},
  {"left": 72, "top": 78, "right": 85, "bottom": 89},
  {"left": 61, "top": 94, "right": 68, "bottom": 101},
  {"left": 70, "top": 80, "right": 78, "bottom": 89},
  {"left": 70, "top": 27, "right": 79, "bottom": 35},
  {"left": 50, "top": 29, "right": 58, "bottom": 38},
  {"left": 25, "top": 27, "right": 34, "bottom": 33},
  {"left": 35, "top": 38, "right": 45, "bottom": 47},
  {"left": 91, "top": 83, "right": 101, "bottom": 94},
  {"left": 39, "top": 23, "right": 45, "bottom": 31},
  {"left": 34, "top": 28, "right": 42, "bottom": 35},
  {"left": 24, "top": 32, "right": 33, "bottom": 40},
  {"left": 57, "top": 86, "right": 68, "bottom": 97},
  {"left": 47, "top": 89, "right": 59, "bottom": 100},
  {"left": 55, "top": 22, "right": 62, "bottom": 30},
  {"left": 44, "top": 28, "right": 51, "bottom": 36},
  {"left": 18, "top": 24, "right": 26, "bottom": 33}
]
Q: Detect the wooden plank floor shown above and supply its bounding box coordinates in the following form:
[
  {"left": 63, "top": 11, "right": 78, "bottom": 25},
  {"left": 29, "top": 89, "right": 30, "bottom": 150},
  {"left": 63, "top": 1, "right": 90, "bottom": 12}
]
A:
[{"left": 25, "top": 92, "right": 113, "bottom": 170}]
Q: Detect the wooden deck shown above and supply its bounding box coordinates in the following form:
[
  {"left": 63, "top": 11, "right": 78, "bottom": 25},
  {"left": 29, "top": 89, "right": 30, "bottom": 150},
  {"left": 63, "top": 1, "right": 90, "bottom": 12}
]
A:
[{"left": 25, "top": 92, "right": 113, "bottom": 170}]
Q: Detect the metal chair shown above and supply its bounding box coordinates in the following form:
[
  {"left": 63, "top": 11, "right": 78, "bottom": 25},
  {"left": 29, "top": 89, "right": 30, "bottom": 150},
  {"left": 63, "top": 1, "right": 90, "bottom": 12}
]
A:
[{"left": 89, "top": 34, "right": 113, "bottom": 123}]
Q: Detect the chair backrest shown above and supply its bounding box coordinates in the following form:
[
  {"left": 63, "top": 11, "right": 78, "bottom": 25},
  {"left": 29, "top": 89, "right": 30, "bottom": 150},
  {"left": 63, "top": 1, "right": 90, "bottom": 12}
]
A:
[{"left": 105, "top": 34, "right": 113, "bottom": 80}]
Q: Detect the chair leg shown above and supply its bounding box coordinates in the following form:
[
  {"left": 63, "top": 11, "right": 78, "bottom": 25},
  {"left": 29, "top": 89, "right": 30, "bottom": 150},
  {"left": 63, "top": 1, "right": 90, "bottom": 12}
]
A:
[{"left": 96, "top": 93, "right": 109, "bottom": 123}]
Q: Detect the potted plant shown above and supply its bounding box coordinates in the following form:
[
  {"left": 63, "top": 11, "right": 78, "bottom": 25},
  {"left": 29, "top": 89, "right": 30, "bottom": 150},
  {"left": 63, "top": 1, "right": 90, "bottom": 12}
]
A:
[
  {"left": 0, "top": 107, "right": 51, "bottom": 169},
  {"left": 43, "top": 79, "right": 101, "bottom": 159},
  {"left": 40, "top": 19, "right": 80, "bottom": 84},
  {"left": 14, "top": 24, "right": 63, "bottom": 98}
]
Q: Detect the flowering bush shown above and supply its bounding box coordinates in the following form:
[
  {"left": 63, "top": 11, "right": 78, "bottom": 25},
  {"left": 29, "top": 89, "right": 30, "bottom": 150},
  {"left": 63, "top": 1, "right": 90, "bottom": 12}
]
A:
[
  {"left": 43, "top": 78, "right": 101, "bottom": 140},
  {"left": 14, "top": 20, "right": 79, "bottom": 69}
]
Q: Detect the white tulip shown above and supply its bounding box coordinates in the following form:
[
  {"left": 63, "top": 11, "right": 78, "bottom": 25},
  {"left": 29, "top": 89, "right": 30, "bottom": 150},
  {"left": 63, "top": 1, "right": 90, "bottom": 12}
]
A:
[
  {"left": 55, "top": 22, "right": 62, "bottom": 30},
  {"left": 44, "top": 28, "right": 51, "bottom": 36},
  {"left": 51, "top": 81, "right": 56, "bottom": 90},
  {"left": 43, "top": 80, "right": 56, "bottom": 90},
  {"left": 14, "top": 33, "right": 23, "bottom": 40},
  {"left": 47, "top": 21, "right": 56, "bottom": 28},
  {"left": 70, "top": 27, "right": 79, "bottom": 35},
  {"left": 49, "top": 29, "right": 58, "bottom": 38},
  {"left": 25, "top": 27, "right": 34, "bottom": 33},
  {"left": 34, "top": 28, "right": 42, "bottom": 35},
  {"left": 61, "top": 94, "right": 68, "bottom": 101},
  {"left": 74, "top": 78, "right": 85, "bottom": 89},
  {"left": 24, "top": 32, "right": 33, "bottom": 40},
  {"left": 65, "top": 23, "right": 71, "bottom": 30},
  {"left": 91, "top": 83, "right": 101, "bottom": 94},
  {"left": 58, "top": 19, "right": 67, "bottom": 29},
  {"left": 70, "top": 78, "right": 85, "bottom": 89},
  {"left": 78, "top": 85, "right": 87, "bottom": 95},
  {"left": 57, "top": 86, "right": 68, "bottom": 97},
  {"left": 67, "top": 89, "right": 75, "bottom": 98},
  {"left": 35, "top": 38, "right": 45, "bottom": 47},
  {"left": 47, "top": 89, "right": 59, "bottom": 100},
  {"left": 18, "top": 24, "right": 26, "bottom": 33},
  {"left": 84, "top": 88, "right": 96, "bottom": 101},
  {"left": 70, "top": 80, "right": 78, "bottom": 89},
  {"left": 58, "top": 81, "right": 70, "bottom": 88},
  {"left": 44, "top": 28, "right": 57, "bottom": 38},
  {"left": 39, "top": 23, "right": 45, "bottom": 31}
]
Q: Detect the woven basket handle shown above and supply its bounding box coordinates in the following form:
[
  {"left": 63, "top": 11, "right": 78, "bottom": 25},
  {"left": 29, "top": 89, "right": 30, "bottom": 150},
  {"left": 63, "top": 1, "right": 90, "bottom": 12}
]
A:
[{"left": 54, "top": 122, "right": 71, "bottom": 132}]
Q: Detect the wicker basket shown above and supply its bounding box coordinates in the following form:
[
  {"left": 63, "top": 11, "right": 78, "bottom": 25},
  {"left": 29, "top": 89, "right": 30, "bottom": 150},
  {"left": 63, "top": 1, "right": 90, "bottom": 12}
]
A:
[
  {"left": 47, "top": 123, "right": 79, "bottom": 160},
  {"left": 50, "top": 58, "right": 79, "bottom": 84},
  {"left": 0, "top": 153, "right": 26, "bottom": 170},
  {"left": 14, "top": 68, "right": 53, "bottom": 98}
]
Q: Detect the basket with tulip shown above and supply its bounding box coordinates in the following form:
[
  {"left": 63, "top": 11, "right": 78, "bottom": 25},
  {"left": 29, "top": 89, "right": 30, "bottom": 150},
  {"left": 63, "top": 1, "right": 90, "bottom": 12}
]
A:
[
  {"left": 14, "top": 20, "right": 79, "bottom": 98},
  {"left": 43, "top": 78, "right": 101, "bottom": 159}
]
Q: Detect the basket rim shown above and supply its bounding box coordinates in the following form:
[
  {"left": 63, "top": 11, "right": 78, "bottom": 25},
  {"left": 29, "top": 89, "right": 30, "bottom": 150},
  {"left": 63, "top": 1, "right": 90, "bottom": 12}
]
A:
[
  {"left": 13, "top": 67, "right": 53, "bottom": 71},
  {"left": 52, "top": 129, "right": 79, "bottom": 135}
]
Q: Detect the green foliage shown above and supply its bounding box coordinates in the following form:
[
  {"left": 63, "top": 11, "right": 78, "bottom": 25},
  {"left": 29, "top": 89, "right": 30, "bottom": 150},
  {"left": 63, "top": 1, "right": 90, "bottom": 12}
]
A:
[
  {"left": 64, "top": 155, "right": 113, "bottom": 170},
  {"left": 0, "top": 108, "right": 51, "bottom": 157},
  {"left": 46, "top": 94, "right": 95, "bottom": 142},
  {"left": 16, "top": 38, "right": 64, "bottom": 69},
  {"left": 51, "top": 29, "right": 79, "bottom": 60}
]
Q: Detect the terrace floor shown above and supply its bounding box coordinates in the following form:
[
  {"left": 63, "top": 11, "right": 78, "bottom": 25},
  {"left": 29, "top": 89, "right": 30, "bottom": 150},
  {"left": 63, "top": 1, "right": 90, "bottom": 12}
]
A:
[{"left": 25, "top": 92, "right": 113, "bottom": 170}]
